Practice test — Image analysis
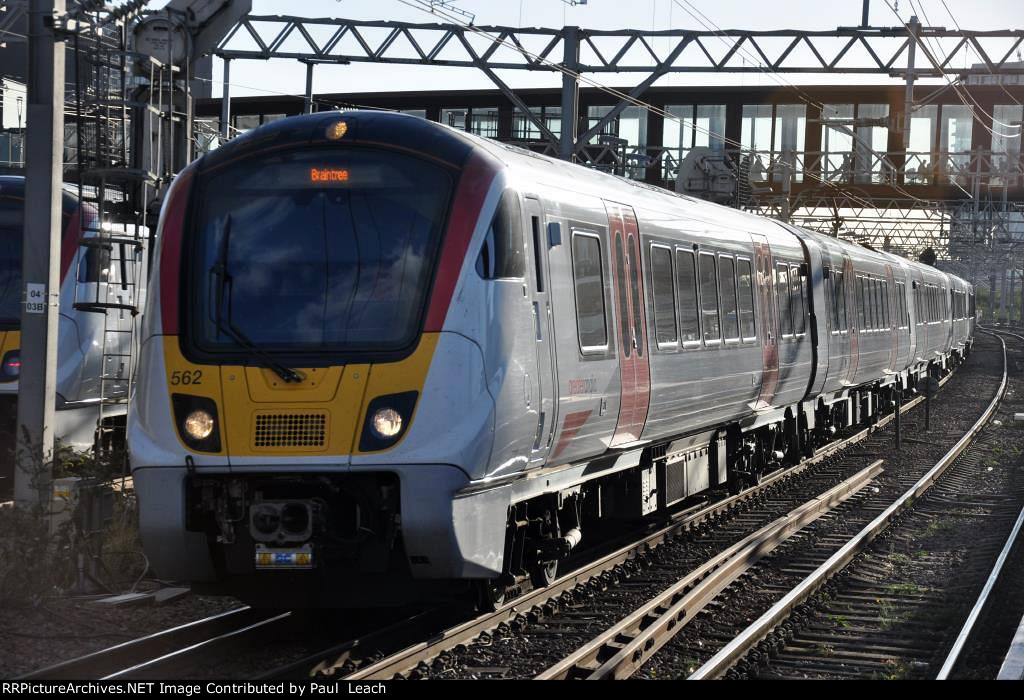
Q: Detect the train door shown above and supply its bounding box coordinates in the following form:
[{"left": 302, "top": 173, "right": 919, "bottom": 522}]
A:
[
  {"left": 604, "top": 201, "right": 650, "bottom": 446},
  {"left": 843, "top": 255, "right": 859, "bottom": 385},
  {"left": 751, "top": 233, "right": 779, "bottom": 407},
  {"left": 523, "top": 195, "right": 559, "bottom": 465}
]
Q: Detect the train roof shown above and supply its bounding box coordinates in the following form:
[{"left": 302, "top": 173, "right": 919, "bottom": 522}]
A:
[{"left": 196, "top": 111, "right": 970, "bottom": 292}]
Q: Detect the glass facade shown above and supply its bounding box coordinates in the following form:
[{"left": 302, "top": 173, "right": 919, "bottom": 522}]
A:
[
  {"left": 661, "top": 104, "right": 726, "bottom": 180},
  {"left": 513, "top": 107, "right": 561, "bottom": 141},
  {"left": 940, "top": 104, "right": 973, "bottom": 184},
  {"left": 820, "top": 104, "right": 854, "bottom": 182},
  {"left": 773, "top": 104, "right": 806, "bottom": 183},
  {"left": 991, "top": 104, "right": 1023, "bottom": 185},
  {"left": 854, "top": 104, "right": 890, "bottom": 184},
  {"left": 741, "top": 104, "right": 805, "bottom": 184},
  {"left": 469, "top": 108, "right": 500, "bottom": 138},
  {"left": 440, "top": 108, "right": 468, "bottom": 131},
  {"left": 906, "top": 105, "right": 937, "bottom": 184}
]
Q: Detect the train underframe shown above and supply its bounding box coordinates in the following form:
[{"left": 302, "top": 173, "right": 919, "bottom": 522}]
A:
[{"left": 182, "top": 349, "right": 967, "bottom": 610}]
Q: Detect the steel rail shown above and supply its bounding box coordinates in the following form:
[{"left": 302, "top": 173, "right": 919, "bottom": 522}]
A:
[
  {"left": 534, "top": 461, "right": 884, "bottom": 680},
  {"left": 340, "top": 372, "right": 949, "bottom": 680},
  {"left": 16, "top": 606, "right": 272, "bottom": 680},
  {"left": 937, "top": 329, "right": 1024, "bottom": 680},
  {"left": 689, "top": 331, "right": 1008, "bottom": 680},
  {"left": 938, "top": 503, "right": 1024, "bottom": 679},
  {"left": 104, "top": 612, "right": 292, "bottom": 679}
]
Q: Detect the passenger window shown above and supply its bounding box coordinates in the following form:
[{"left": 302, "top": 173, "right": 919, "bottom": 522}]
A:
[
  {"left": 476, "top": 190, "right": 525, "bottom": 279},
  {"left": 570, "top": 232, "right": 609, "bottom": 352},
  {"left": 699, "top": 252, "right": 721, "bottom": 342},
  {"left": 737, "top": 259, "right": 756, "bottom": 340},
  {"left": 650, "top": 245, "right": 677, "bottom": 347},
  {"left": 628, "top": 238, "right": 644, "bottom": 357},
  {"left": 876, "top": 280, "right": 884, "bottom": 329},
  {"left": 790, "top": 264, "right": 805, "bottom": 336},
  {"left": 825, "top": 268, "right": 838, "bottom": 332},
  {"left": 676, "top": 249, "right": 700, "bottom": 344},
  {"left": 896, "top": 282, "right": 906, "bottom": 328},
  {"left": 859, "top": 277, "right": 869, "bottom": 331},
  {"left": 776, "top": 263, "right": 793, "bottom": 337},
  {"left": 720, "top": 256, "right": 739, "bottom": 341},
  {"left": 836, "top": 270, "right": 847, "bottom": 332},
  {"left": 875, "top": 279, "right": 884, "bottom": 329},
  {"left": 614, "top": 234, "right": 630, "bottom": 358}
]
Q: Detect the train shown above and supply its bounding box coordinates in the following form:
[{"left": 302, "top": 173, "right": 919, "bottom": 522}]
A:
[
  {"left": 0, "top": 176, "right": 141, "bottom": 497},
  {"left": 128, "top": 111, "right": 975, "bottom": 607}
]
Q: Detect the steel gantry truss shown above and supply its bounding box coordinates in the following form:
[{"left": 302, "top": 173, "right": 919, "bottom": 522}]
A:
[
  {"left": 214, "top": 15, "right": 1024, "bottom": 157},
  {"left": 216, "top": 16, "right": 1024, "bottom": 75},
  {"left": 209, "top": 12, "right": 1024, "bottom": 312}
]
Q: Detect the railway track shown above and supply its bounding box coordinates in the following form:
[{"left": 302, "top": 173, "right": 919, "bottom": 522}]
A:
[
  {"left": 21, "top": 339, "right": 1001, "bottom": 681},
  {"left": 272, "top": 338, "right": 992, "bottom": 681},
  {"left": 676, "top": 330, "right": 1019, "bottom": 680},
  {"left": 17, "top": 607, "right": 285, "bottom": 680}
]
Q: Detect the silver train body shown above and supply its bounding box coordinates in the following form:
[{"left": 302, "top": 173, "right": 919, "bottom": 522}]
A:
[
  {"left": 129, "top": 112, "right": 974, "bottom": 606},
  {"left": 0, "top": 176, "right": 141, "bottom": 470}
]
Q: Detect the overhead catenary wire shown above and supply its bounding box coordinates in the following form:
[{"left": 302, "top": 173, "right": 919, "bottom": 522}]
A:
[
  {"left": 907, "top": 0, "right": 1018, "bottom": 133},
  {"left": 394, "top": 0, "right": 893, "bottom": 215},
  {"left": 886, "top": 0, "right": 1020, "bottom": 138},
  {"left": 672, "top": 0, "right": 934, "bottom": 207},
  {"left": 936, "top": 0, "right": 1022, "bottom": 108}
]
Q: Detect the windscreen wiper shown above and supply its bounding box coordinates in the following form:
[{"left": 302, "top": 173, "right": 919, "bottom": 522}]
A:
[{"left": 210, "top": 216, "right": 304, "bottom": 384}]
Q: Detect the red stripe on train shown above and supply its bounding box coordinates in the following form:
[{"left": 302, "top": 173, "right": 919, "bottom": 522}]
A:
[
  {"left": 551, "top": 409, "right": 593, "bottom": 460},
  {"left": 423, "top": 153, "right": 499, "bottom": 332},
  {"left": 59, "top": 207, "right": 84, "bottom": 283},
  {"left": 159, "top": 169, "right": 195, "bottom": 334}
]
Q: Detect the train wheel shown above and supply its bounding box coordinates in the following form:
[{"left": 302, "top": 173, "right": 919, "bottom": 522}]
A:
[
  {"left": 477, "top": 578, "right": 507, "bottom": 611},
  {"left": 728, "top": 470, "right": 744, "bottom": 496},
  {"left": 530, "top": 560, "right": 558, "bottom": 589}
]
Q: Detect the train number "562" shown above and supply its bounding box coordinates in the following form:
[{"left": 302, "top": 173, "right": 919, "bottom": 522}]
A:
[{"left": 170, "top": 369, "right": 203, "bottom": 386}]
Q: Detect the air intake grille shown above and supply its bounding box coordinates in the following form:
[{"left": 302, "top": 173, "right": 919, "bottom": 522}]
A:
[{"left": 253, "top": 413, "right": 327, "bottom": 448}]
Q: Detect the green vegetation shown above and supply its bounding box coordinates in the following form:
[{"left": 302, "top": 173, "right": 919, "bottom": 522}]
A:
[{"left": 0, "top": 437, "right": 141, "bottom": 607}]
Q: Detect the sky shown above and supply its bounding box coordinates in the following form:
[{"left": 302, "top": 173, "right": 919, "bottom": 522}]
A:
[{"left": 155, "top": 0, "right": 1023, "bottom": 98}]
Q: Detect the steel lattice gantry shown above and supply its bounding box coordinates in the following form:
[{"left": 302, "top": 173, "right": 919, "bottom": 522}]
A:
[
  {"left": 214, "top": 15, "right": 1024, "bottom": 155},
  {"left": 205, "top": 14, "right": 1024, "bottom": 311}
]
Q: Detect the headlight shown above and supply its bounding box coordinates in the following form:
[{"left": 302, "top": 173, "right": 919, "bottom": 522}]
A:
[
  {"left": 1, "top": 351, "right": 20, "bottom": 380},
  {"left": 371, "top": 407, "right": 403, "bottom": 439},
  {"left": 184, "top": 409, "right": 215, "bottom": 440},
  {"left": 171, "top": 394, "right": 222, "bottom": 452},
  {"left": 359, "top": 391, "right": 419, "bottom": 452}
]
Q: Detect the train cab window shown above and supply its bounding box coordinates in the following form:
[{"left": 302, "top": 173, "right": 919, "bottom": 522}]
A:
[
  {"left": 720, "top": 256, "right": 740, "bottom": 342},
  {"left": 699, "top": 252, "right": 721, "bottom": 342},
  {"left": 737, "top": 258, "right": 756, "bottom": 341},
  {"left": 570, "top": 232, "right": 609, "bottom": 353},
  {"left": 776, "top": 263, "right": 793, "bottom": 337},
  {"left": 790, "top": 264, "right": 805, "bottom": 336},
  {"left": 650, "top": 244, "right": 677, "bottom": 347},
  {"left": 476, "top": 190, "right": 525, "bottom": 280},
  {"left": 676, "top": 249, "right": 700, "bottom": 344}
]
